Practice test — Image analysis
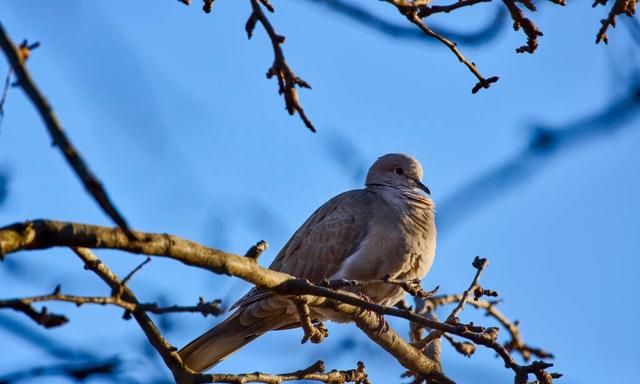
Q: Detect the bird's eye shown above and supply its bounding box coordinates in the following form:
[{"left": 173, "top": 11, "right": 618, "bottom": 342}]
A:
[{"left": 394, "top": 167, "right": 403, "bottom": 175}]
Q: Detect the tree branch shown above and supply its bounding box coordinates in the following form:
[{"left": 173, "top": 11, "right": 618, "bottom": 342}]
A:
[
  {"left": 246, "top": 0, "right": 316, "bottom": 132},
  {"left": 0, "top": 219, "right": 557, "bottom": 384},
  {"left": 197, "top": 360, "right": 369, "bottom": 384},
  {"left": 322, "top": 276, "right": 438, "bottom": 298},
  {"left": 594, "top": 0, "right": 639, "bottom": 44},
  {"left": 413, "top": 257, "right": 494, "bottom": 351},
  {"left": 384, "top": 1, "right": 499, "bottom": 93},
  {"left": 0, "top": 290, "right": 224, "bottom": 324},
  {"left": 0, "top": 23, "right": 133, "bottom": 237},
  {"left": 70, "top": 247, "right": 195, "bottom": 383},
  {"left": 422, "top": 294, "right": 552, "bottom": 361}
]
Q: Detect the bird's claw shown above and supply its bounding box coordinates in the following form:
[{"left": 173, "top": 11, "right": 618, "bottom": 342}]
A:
[
  {"left": 301, "top": 321, "right": 329, "bottom": 344},
  {"left": 373, "top": 314, "right": 389, "bottom": 336},
  {"left": 357, "top": 292, "right": 389, "bottom": 336}
]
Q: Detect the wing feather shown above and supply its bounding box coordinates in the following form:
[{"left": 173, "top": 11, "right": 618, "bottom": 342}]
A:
[{"left": 231, "top": 189, "right": 372, "bottom": 310}]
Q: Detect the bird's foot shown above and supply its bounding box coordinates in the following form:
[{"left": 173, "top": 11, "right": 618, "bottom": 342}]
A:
[
  {"left": 301, "top": 321, "right": 329, "bottom": 344},
  {"left": 356, "top": 292, "right": 389, "bottom": 336},
  {"left": 373, "top": 314, "right": 389, "bottom": 336}
]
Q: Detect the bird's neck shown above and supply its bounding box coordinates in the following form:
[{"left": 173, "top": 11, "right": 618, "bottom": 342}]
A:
[{"left": 368, "top": 184, "right": 435, "bottom": 214}]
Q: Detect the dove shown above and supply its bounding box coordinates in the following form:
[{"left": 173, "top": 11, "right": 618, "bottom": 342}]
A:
[{"left": 179, "top": 153, "right": 436, "bottom": 372}]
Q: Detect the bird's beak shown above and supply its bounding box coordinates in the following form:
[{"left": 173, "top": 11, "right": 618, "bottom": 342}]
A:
[{"left": 414, "top": 179, "right": 431, "bottom": 195}]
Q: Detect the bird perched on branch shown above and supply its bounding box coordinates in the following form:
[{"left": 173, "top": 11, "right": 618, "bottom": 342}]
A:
[{"left": 179, "top": 153, "right": 437, "bottom": 372}]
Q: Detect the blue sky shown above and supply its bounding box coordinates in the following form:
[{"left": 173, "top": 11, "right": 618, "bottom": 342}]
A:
[{"left": 1, "top": 1, "right": 639, "bottom": 383}]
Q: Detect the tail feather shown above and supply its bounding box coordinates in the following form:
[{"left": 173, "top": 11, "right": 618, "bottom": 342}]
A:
[{"left": 178, "top": 312, "right": 258, "bottom": 372}]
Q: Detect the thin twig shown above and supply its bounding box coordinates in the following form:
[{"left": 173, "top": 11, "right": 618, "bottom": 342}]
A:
[
  {"left": 0, "top": 23, "right": 133, "bottom": 238},
  {"left": 119, "top": 256, "right": 151, "bottom": 288},
  {"left": 0, "top": 291, "right": 224, "bottom": 322},
  {"left": 246, "top": 0, "right": 316, "bottom": 132},
  {"left": 414, "top": 256, "right": 493, "bottom": 350},
  {"left": 422, "top": 294, "right": 552, "bottom": 361},
  {"left": 502, "top": 0, "right": 543, "bottom": 53},
  {"left": 292, "top": 297, "right": 329, "bottom": 344},
  {"left": 594, "top": 0, "right": 639, "bottom": 44},
  {"left": 419, "top": 0, "right": 493, "bottom": 17},
  {"left": 2, "top": 300, "right": 68, "bottom": 329},
  {"left": 322, "top": 277, "right": 439, "bottom": 298},
  {"left": 396, "top": 6, "right": 499, "bottom": 93}
]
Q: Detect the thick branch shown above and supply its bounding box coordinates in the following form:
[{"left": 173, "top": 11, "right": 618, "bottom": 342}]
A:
[
  {"left": 0, "top": 23, "right": 133, "bottom": 237},
  {"left": 0, "top": 220, "right": 554, "bottom": 383}
]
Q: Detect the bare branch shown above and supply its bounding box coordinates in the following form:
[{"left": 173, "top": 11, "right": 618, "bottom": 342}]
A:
[
  {"left": 502, "top": 0, "right": 544, "bottom": 54},
  {"left": 246, "top": 0, "right": 316, "bottom": 132},
  {"left": 203, "top": 0, "right": 215, "bottom": 13},
  {"left": 594, "top": 0, "right": 639, "bottom": 44},
  {"left": 413, "top": 256, "right": 493, "bottom": 351},
  {"left": 0, "top": 290, "right": 224, "bottom": 325},
  {"left": 71, "top": 247, "right": 195, "bottom": 383},
  {"left": 197, "top": 360, "right": 369, "bottom": 384},
  {"left": 119, "top": 256, "right": 151, "bottom": 288},
  {"left": 306, "top": 0, "right": 507, "bottom": 47},
  {"left": 423, "top": 294, "right": 552, "bottom": 361},
  {"left": 0, "top": 23, "right": 133, "bottom": 237},
  {"left": 442, "top": 334, "right": 476, "bottom": 357},
  {"left": 244, "top": 239, "right": 268, "bottom": 261},
  {"left": 322, "top": 277, "right": 439, "bottom": 298},
  {"left": 419, "top": 0, "right": 493, "bottom": 16},
  {"left": 384, "top": 1, "right": 499, "bottom": 93},
  {"left": 1, "top": 300, "right": 68, "bottom": 329},
  {"left": 0, "top": 220, "right": 556, "bottom": 384}
]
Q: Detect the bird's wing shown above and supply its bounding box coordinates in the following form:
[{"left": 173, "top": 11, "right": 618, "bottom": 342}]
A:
[{"left": 230, "top": 189, "right": 373, "bottom": 310}]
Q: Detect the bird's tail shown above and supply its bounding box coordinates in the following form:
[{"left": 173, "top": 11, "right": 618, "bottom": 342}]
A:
[{"left": 178, "top": 311, "right": 259, "bottom": 373}]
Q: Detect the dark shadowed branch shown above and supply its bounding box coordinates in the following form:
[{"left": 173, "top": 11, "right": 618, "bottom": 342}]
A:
[
  {"left": 0, "top": 23, "right": 133, "bottom": 237},
  {"left": 0, "top": 358, "right": 123, "bottom": 384}
]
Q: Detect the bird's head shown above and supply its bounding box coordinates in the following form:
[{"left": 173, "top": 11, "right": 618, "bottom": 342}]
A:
[{"left": 365, "top": 153, "right": 430, "bottom": 195}]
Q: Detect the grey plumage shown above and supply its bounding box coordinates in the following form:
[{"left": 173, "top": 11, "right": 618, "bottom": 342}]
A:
[{"left": 179, "top": 153, "right": 437, "bottom": 372}]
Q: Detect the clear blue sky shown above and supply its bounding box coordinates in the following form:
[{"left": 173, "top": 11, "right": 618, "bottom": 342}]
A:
[{"left": 1, "top": 1, "right": 639, "bottom": 383}]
